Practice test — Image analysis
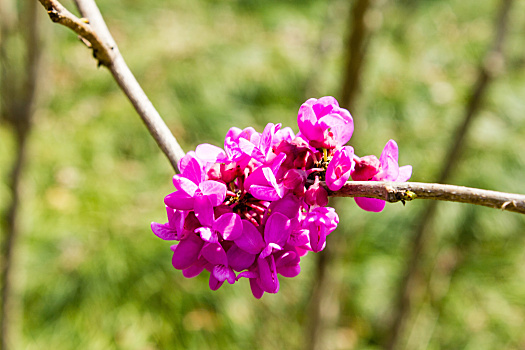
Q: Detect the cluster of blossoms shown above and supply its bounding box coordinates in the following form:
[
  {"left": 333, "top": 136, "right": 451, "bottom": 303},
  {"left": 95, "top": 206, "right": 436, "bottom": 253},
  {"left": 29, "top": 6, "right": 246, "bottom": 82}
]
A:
[{"left": 152, "top": 96, "right": 412, "bottom": 298}]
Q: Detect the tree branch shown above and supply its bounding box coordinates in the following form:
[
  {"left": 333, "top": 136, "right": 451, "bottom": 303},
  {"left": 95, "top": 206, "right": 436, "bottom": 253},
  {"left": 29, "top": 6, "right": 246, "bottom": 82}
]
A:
[
  {"left": 326, "top": 181, "right": 525, "bottom": 215},
  {"left": 37, "top": 0, "right": 525, "bottom": 218},
  {"left": 340, "top": 0, "right": 370, "bottom": 109},
  {"left": 37, "top": 0, "right": 185, "bottom": 173},
  {"left": 1, "top": 1, "right": 41, "bottom": 348}
]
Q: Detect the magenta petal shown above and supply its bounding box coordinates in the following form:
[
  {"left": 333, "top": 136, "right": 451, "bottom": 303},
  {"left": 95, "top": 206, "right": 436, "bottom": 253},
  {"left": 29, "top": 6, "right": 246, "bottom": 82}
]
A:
[
  {"left": 182, "top": 157, "right": 205, "bottom": 185},
  {"left": 249, "top": 185, "right": 281, "bottom": 201},
  {"left": 194, "top": 195, "right": 214, "bottom": 227},
  {"left": 381, "top": 139, "right": 399, "bottom": 163},
  {"left": 227, "top": 244, "right": 256, "bottom": 271},
  {"left": 249, "top": 278, "right": 264, "bottom": 299},
  {"left": 288, "top": 229, "right": 310, "bottom": 246},
  {"left": 259, "top": 245, "right": 273, "bottom": 259},
  {"left": 379, "top": 140, "right": 400, "bottom": 181},
  {"left": 213, "top": 265, "right": 236, "bottom": 284},
  {"left": 269, "top": 153, "right": 287, "bottom": 175},
  {"left": 182, "top": 257, "right": 208, "bottom": 278},
  {"left": 195, "top": 227, "right": 218, "bottom": 244},
  {"left": 307, "top": 222, "right": 326, "bottom": 253},
  {"left": 209, "top": 274, "right": 224, "bottom": 291},
  {"left": 263, "top": 167, "right": 281, "bottom": 190},
  {"left": 277, "top": 265, "right": 301, "bottom": 278},
  {"left": 354, "top": 197, "right": 386, "bottom": 212},
  {"left": 267, "top": 194, "right": 301, "bottom": 221},
  {"left": 171, "top": 234, "right": 204, "bottom": 270},
  {"left": 397, "top": 165, "right": 412, "bottom": 182},
  {"left": 195, "top": 143, "right": 227, "bottom": 163},
  {"left": 235, "top": 220, "right": 265, "bottom": 254},
  {"left": 201, "top": 242, "right": 228, "bottom": 266},
  {"left": 331, "top": 110, "right": 354, "bottom": 146},
  {"left": 239, "top": 137, "right": 259, "bottom": 158},
  {"left": 275, "top": 250, "right": 298, "bottom": 267},
  {"left": 237, "top": 270, "right": 258, "bottom": 280},
  {"left": 246, "top": 167, "right": 285, "bottom": 200},
  {"left": 283, "top": 169, "right": 306, "bottom": 190},
  {"left": 258, "top": 256, "right": 279, "bottom": 294},
  {"left": 305, "top": 177, "right": 328, "bottom": 207},
  {"left": 314, "top": 96, "right": 339, "bottom": 109},
  {"left": 199, "top": 180, "right": 227, "bottom": 206},
  {"left": 259, "top": 123, "right": 279, "bottom": 158},
  {"left": 381, "top": 155, "right": 399, "bottom": 181},
  {"left": 214, "top": 213, "right": 242, "bottom": 240},
  {"left": 264, "top": 212, "right": 291, "bottom": 247},
  {"left": 164, "top": 191, "right": 195, "bottom": 210},
  {"left": 275, "top": 249, "right": 301, "bottom": 277},
  {"left": 151, "top": 222, "right": 178, "bottom": 240},
  {"left": 178, "top": 151, "right": 196, "bottom": 173},
  {"left": 318, "top": 113, "right": 346, "bottom": 130},
  {"left": 167, "top": 207, "right": 185, "bottom": 236},
  {"left": 243, "top": 166, "right": 264, "bottom": 190},
  {"left": 244, "top": 166, "right": 281, "bottom": 193},
  {"left": 298, "top": 105, "right": 324, "bottom": 142},
  {"left": 326, "top": 146, "right": 354, "bottom": 191},
  {"left": 166, "top": 206, "right": 177, "bottom": 225},
  {"left": 172, "top": 175, "right": 198, "bottom": 195},
  {"left": 274, "top": 127, "right": 295, "bottom": 145},
  {"left": 224, "top": 127, "right": 242, "bottom": 149}
]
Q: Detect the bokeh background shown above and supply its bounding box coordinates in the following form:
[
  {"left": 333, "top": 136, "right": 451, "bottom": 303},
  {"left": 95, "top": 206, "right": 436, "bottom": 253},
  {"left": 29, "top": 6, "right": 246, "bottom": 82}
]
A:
[{"left": 1, "top": 0, "right": 525, "bottom": 349}]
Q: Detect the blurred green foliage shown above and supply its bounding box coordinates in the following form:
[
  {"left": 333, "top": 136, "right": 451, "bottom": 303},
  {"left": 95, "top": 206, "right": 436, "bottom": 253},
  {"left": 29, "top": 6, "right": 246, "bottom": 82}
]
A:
[{"left": 1, "top": 0, "right": 525, "bottom": 349}]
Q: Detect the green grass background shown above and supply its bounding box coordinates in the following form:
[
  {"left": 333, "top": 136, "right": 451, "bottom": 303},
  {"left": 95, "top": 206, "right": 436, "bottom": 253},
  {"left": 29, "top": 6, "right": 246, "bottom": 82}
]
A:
[{"left": 1, "top": 0, "right": 525, "bottom": 348}]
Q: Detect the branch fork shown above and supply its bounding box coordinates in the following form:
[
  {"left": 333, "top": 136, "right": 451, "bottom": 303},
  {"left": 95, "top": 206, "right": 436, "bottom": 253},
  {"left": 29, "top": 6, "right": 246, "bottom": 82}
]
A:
[{"left": 41, "top": 0, "right": 114, "bottom": 66}]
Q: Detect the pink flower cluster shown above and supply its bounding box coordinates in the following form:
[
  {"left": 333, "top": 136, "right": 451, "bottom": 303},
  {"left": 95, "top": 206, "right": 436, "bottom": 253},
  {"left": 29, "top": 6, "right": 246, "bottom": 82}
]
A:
[{"left": 152, "top": 96, "right": 412, "bottom": 298}]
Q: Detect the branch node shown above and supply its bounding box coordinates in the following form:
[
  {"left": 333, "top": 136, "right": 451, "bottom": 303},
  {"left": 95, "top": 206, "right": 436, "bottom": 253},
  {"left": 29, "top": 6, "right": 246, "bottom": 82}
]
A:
[
  {"left": 501, "top": 200, "right": 516, "bottom": 211},
  {"left": 47, "top": 9, "right": 60, "bottom": 22},
  {"left": 394, "top": 190, "right": 417, "bottom": 206},
  {"left": 78, "top": 36, "right": 92, "bottom": 48}
]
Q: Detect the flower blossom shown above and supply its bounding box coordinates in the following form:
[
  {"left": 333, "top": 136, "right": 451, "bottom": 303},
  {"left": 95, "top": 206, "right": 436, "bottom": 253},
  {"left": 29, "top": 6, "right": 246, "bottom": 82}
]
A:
[
  {"left": 297, "top": 96, "right": 354, "bottom": 149},
  {"left": 351, "top": 139, "right": 412, "bottom": 212},
  {"left": 152, "top": 96, "right": 412, "bottom": 298}
]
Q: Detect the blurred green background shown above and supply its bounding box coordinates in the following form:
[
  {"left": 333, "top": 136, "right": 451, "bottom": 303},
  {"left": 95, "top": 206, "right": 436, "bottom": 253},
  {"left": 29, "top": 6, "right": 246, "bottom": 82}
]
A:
[{"left": 1, "top": 0, "right": 525, "bottom": 349}]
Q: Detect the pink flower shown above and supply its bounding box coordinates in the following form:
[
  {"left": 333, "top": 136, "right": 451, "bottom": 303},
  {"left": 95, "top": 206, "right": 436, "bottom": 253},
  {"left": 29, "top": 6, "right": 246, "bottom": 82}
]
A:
[
  {"left": 326, "top": 146, "right": 355, "bottom": 191},
  {"left": 152, "top": 97, "right": 414, "bottom": 298},
  {"left": 164, "top": 155, "right": 227, "bottom": 212},
  {"left": 305, "top": 176, "right": 328, "bottom": 207},
  {"left": 194, "top": 196, "right": 242, "bottom": 244},
  {"left": 297, "top": 96, "right": 354, "bottom": 149},
  {"left": 151, "top": 206, "right": 187, "bottom": 241},
  {"left": 351, "top": 140, "right": 412, "bottom": 212},
  {"left": 244, "top": 153, "right": 287, "bottom": 201},
  {"left": 303, "top": 207, "right": 339, "bottom": 252},
  {"left": 201, "top": 242, "right": 237, "bottom": 290}
]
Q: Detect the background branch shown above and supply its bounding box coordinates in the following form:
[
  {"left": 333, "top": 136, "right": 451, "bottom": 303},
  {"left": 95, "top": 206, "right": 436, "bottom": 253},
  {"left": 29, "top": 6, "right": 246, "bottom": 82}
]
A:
[
  {"left": 306, "top": 0, "right": 375, "bottom": 348},
  {"left": 1, "top": 1, "right": 41, "bottom": 348},
  {"left": 37, "top": 0, "right": 185, "bottom": 173},
  {"left": 383, "top": 0, "right": 514, "bottom": 348},
  {"left": 340, "top": 0, "right": 371, "bottom": 110}
]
